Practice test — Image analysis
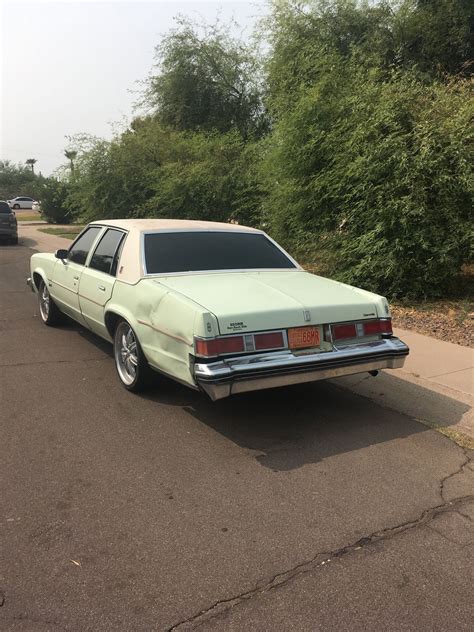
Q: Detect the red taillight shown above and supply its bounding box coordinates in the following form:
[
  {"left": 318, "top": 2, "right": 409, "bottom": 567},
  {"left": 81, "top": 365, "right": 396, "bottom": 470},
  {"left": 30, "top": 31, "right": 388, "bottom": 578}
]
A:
[
  {"left": 254, "top": 331, "right": 284, "bottom": 350},
  {"left": 363, "top": 319, "right": 392, "bottom": 336},
  {"left": 332, "top": 323, "right": 357, "bottom": 340},
  {"left": 195, "top": 336, "right": 245, "bottom": 357}
]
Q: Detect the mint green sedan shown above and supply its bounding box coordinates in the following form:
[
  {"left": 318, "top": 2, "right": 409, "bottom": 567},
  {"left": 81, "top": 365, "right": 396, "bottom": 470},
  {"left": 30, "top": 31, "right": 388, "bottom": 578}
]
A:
[{"left": 27, "top": 219, "right": 409, "bottom": 399}]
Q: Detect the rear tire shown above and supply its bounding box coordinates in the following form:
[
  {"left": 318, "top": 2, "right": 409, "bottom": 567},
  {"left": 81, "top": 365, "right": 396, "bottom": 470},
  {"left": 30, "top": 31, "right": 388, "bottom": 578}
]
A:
[
  {"left": 38, "top": 280, "right": 65, "bottom": 326},
  {"left": 114, "top": 319, "right": 153, "bottom": 392},
  {"left": 11, "top": 236, "right": 18, "bottom": 245}
]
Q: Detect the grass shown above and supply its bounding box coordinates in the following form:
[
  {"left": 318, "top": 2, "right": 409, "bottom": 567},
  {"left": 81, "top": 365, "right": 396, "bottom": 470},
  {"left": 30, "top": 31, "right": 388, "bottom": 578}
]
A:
[
  {"left": 39, "top": 226, "right": 84, "bottom": 240},
  {"left": 16, "top": 213, "right": 43, "bottom": 222}
]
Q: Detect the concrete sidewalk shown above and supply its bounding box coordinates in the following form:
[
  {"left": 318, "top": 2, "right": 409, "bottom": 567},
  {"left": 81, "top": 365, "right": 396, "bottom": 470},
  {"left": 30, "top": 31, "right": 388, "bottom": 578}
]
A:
[
  {"left": 19, "top": 222, "right": 74, "bottom": 252},
  {"left": 393, "top": 327, "right": 473, "bottom": 397}
]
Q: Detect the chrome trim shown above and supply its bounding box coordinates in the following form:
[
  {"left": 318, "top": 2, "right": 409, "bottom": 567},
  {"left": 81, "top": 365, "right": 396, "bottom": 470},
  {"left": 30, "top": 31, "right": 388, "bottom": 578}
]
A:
[{"left": 194, "top": 337, "right": 409, "bottom": 400}]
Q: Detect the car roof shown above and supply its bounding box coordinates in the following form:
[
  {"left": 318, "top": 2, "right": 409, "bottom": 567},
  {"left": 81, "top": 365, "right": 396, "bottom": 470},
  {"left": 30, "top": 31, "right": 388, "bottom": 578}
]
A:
[
  {"left": 88, "top": 218, "right": 261, "bottom": 233},
  {"left": 87, "top": 219, "right": 265, "bottom": 284}
]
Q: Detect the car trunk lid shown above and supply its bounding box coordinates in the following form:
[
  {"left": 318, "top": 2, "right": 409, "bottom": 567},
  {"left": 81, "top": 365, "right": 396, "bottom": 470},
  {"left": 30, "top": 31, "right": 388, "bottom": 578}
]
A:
[{"left": 156, "top": 271, "right": 381, "bottom": 335}]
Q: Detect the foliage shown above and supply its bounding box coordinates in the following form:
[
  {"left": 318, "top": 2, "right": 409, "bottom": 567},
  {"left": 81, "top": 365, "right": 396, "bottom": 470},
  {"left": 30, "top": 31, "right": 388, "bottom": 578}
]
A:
[
  {"left": 262, "top": 0, "right": 473, "bottom": 299},
  {"left": 67, "top": 118, "right": 264, "bottom": 226},
  {"left": 0, "top": 160, "right": 43, "bottom": 200},
  {"left": 144, "top": 18, "right": 268, "bottom": 138},
  {"left": 40, "top": 178, "right": 75, "bottom": 224}
]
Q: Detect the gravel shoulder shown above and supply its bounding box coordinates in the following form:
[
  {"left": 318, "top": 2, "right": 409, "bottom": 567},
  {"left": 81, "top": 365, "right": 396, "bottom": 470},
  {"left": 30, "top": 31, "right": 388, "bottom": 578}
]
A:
[{"left": 391, "top": 301, "right": 473, "bottom": 348}]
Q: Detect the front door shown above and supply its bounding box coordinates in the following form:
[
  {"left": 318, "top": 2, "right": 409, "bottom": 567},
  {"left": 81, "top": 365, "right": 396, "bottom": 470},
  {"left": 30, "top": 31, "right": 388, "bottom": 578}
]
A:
[
  {"left": 78, "top": 228, "right": 126, "bottom": 338},
  {"left": 50, "top": 226, "right": 103, "bottom": 325}
]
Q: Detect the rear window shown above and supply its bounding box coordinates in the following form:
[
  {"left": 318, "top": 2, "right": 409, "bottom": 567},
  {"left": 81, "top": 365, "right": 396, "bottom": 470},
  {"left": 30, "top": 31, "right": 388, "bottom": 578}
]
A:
[
  {"left": 144, "top": 231, "right": 296, "bottom": 274},
  {"left": 0, "top": 202, "right": 11, "bottom": 213}
]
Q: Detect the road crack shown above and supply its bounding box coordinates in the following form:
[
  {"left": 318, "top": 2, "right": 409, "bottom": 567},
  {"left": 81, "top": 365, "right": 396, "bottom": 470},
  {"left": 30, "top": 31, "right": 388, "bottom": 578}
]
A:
[
  {"left": 439, "top": 447, "right": 473, "bottom": 502},
  {"left": 166, "top": 494, "right": 474, "bottom": 631}
]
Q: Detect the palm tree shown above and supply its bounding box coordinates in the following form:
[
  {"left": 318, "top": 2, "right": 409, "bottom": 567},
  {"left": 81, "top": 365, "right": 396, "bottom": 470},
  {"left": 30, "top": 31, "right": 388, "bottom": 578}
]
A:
[
  {"left": 26, "top": 158, "right": 37, "bottom": 174},
  {"left": 64, "top": 150, "right": 78, "bottom": 174}
]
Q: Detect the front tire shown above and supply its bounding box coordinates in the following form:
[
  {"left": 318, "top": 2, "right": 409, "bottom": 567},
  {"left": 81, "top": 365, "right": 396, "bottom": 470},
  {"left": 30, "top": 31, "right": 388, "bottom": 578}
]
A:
[
  {"left": 13, "top": 204, "right": 20, "bottom": 210},
  {"left": 114, "top": 320, "right": 153, "bottom": 392},
  {"left": 38, "top": 280, "right": 65, "bottom": 326}
]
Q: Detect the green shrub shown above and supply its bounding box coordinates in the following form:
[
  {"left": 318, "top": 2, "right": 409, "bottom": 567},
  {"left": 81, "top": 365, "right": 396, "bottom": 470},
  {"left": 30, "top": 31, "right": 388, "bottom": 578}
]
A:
[
  {"left": 263, "top": 64, "right": 473, "bottom": 299},
  {"left": 40, "top": 178, "right": 73, "bottom": 224}
]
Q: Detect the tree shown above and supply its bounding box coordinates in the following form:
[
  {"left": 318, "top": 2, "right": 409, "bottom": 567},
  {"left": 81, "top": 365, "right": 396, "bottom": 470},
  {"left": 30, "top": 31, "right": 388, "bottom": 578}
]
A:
[
  {"left": 399, "top": 0, "right": 473, "bottom": 76},
  {"left": 0, "top": 160, "right": 41, "bottom": 199},
  {"left": 145, "top": 18, "right": 268, "bottom": 139},
  {"left": 64, "top": 150, "right": 78, "bottom": 174},
  {"left": 26, "top": 158, "right": 37, "bottom": 174}
]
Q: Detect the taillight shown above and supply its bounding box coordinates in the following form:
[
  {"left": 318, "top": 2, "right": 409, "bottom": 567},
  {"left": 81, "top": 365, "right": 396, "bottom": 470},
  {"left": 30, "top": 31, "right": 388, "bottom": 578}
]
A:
[
  {"left": 254, "top": 331, "right": 284, "bottom": 350},
  {"left": 363, "top": 319, "right": 392, "bottom": 336},
  {"left": 332, "top": 323, "right": 357, "bottom": 340},
  {"left": 330, "top": 318, "right": 392, "bottom": 342},
  {"left": 195, "top": 330, "right": 286, "bottom": 358},
  {"left": 195, "top": 336, "right": 245, "bottom": 357}
]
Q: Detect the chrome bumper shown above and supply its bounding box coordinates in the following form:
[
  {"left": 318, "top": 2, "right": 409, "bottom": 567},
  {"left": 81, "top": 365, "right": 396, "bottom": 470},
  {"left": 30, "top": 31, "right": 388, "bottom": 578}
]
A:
[
  {"left": 26, "top": 277, "right": 35, "bottom": 292},
  {"left": 194, "top": 337, "right": 409, "bottom": 400}
]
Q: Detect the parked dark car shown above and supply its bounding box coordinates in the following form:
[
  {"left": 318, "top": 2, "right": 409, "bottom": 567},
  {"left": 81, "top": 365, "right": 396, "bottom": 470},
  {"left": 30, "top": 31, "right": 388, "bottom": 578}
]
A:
[{"left": 0, "top": 201, "right": 18, "bottom": 244}]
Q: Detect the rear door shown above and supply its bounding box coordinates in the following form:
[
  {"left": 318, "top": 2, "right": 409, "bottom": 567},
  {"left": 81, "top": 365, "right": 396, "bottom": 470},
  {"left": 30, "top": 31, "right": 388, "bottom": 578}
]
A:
[
  {"left": 51, "top": 226, "right": 102, "bottom": 324},
  {"left": 78, "top": 228, "right": 126, "bottom": 338}
]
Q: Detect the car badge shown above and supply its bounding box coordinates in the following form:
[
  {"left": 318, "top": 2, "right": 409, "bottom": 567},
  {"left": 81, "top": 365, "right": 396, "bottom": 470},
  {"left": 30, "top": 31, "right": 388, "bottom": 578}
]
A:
[{"left": 304, "top": 310, "right": 311, "bottom": 322}]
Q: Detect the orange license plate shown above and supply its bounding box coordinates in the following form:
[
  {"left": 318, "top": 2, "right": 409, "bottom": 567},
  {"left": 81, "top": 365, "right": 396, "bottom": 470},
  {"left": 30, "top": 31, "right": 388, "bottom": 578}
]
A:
[{"left": 288, "top": 326, "right": 320, "bottom": 349}]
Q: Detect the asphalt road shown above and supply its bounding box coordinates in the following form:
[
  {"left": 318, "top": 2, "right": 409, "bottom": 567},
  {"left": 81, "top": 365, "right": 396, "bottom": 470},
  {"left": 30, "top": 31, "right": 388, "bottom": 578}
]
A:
[{"left": 1, "top": 243, "right": 473, "bottom": 631}]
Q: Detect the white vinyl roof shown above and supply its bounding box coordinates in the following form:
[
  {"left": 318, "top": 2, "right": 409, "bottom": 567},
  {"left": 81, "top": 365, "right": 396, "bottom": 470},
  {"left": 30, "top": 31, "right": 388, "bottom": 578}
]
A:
[
  {"left": 89, "top": 218, "right": 261, "bottom": 233},
  {"left": 88, "top": 218, "right": 264, "bottom": 284}
]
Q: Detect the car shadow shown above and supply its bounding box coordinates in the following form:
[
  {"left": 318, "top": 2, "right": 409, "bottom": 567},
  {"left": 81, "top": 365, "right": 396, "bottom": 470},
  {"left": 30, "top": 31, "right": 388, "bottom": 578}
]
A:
[
  {"left": 139, "top": 372, "right": 470, "bottom": 472},
  {"left": 60, "top": 319, "right": 471, "bottom": 473}
]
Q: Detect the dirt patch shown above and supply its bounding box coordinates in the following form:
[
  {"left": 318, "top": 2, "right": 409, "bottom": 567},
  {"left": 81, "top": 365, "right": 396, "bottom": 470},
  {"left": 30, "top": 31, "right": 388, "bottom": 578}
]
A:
[{"left": 391, "top": 301, "right": 473, "bottom": 348}]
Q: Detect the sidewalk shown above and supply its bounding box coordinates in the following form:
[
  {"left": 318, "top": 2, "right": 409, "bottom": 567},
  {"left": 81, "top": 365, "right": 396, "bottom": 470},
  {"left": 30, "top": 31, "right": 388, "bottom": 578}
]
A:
[
  {"left": 19, "top": 223, "right": 73, "bottom": 252},
  {"left": 393, "top": 327, "right": 473, "bottom": 397}
]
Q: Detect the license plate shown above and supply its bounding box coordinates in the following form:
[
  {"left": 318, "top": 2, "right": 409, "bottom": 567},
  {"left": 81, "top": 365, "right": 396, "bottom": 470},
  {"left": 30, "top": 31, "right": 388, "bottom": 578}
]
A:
[{"left": 288, "top": 326, "right": 320, "bottom": 349}]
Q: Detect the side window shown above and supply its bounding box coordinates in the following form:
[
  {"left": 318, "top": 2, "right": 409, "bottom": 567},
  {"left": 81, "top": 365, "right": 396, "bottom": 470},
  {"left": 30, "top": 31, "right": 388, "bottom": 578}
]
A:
[
  {"left": 68, "top": 227, "right": 102, "bottom": 266},
  {"left": 89, "top": 229, "right": 125, "bottom": 275},
  {"left": 111, "top": 233, "right": 126, "bottom": 276}
]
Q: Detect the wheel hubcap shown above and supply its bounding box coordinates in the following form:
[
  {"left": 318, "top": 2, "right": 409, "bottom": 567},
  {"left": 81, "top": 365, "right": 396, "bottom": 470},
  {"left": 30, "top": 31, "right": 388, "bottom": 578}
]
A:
[
  {"left": 39, "top": 284, "right": 50, "bottom": 320},
  {"left": 115, "top": 322, "right": 138, "bottom": 385}
]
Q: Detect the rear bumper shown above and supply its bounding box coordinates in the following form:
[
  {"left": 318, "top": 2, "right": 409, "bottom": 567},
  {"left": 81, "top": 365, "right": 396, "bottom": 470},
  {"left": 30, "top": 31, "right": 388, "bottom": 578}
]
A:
[
  {"left": 0, "top": 227, "right": 17, "bottom": 237},
  {"left": 194, "top": 337, "right": 409, "bottom": 400}
]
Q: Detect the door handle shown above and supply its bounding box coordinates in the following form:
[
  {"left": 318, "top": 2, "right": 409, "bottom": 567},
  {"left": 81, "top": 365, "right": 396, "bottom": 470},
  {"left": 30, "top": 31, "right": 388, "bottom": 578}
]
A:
[
  {"left": 98, "top": 285, "right": 106, "bottom": 291},
  {"left": 73, "top": 275, "right": 79, "bottom": 280}
]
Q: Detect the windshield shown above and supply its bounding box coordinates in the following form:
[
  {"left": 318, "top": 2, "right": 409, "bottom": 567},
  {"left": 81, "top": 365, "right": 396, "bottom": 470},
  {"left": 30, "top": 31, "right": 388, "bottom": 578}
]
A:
[{"left": 144, "top": 231, "right": 296, "bottom": 274}]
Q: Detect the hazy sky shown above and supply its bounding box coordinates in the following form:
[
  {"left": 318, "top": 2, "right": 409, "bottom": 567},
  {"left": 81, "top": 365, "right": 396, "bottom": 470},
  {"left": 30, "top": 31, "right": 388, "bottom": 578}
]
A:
[{"left": 1, "top": 0, "right": 266, "bottom": 175}]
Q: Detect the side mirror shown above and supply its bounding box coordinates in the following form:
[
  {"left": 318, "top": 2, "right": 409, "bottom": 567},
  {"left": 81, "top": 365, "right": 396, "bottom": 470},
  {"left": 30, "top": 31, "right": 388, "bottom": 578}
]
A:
[{"left": 55, "top": 249, "right": 69, "bottom": 260}]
